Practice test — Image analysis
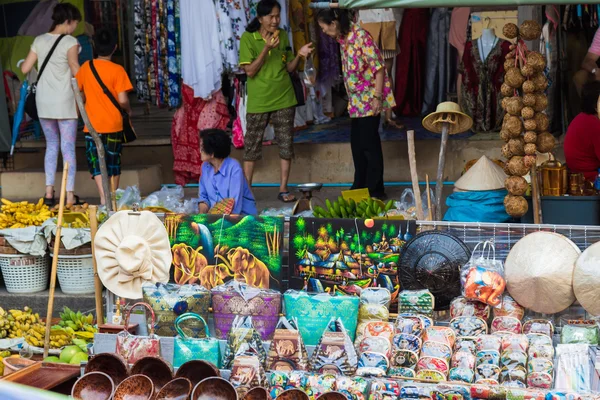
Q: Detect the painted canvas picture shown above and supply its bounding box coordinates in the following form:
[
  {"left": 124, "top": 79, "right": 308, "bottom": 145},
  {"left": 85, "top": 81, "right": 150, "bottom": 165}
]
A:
[
  {"left": 289, "top": 217, "right": 416, "bottom": 301},
  {"left": 165, "top": 214, "right": 284, "bottom": 290}
]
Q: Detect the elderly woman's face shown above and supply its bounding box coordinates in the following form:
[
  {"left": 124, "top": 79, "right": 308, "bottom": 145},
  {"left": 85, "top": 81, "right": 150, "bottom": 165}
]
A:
[
  {"left": 318, "top": 20, "right": 340, "bottom": 39},
  {"left": 199, "top": 140, "right": 213, "bottom": 162},
  {"left": 259, "top": 7, "right": 281, "bottom": 33}
]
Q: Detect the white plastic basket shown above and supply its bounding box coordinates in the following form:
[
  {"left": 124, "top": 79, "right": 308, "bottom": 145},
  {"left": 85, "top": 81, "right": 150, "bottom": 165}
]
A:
[
  {"left": 0, "top": 254, "right": 48, "bottom": 293},
  {"left": 55, "top": 254, "right": 95, "bottom": 295}
]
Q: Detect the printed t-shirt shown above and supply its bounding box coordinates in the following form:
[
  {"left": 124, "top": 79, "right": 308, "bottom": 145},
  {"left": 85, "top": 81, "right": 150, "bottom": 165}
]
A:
[{"left": 76, "top": 59, "right": 133, "bottom": 134}]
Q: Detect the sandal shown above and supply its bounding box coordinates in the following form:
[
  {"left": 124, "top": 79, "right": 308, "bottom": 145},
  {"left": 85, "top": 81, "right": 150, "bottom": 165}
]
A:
[
  {"left": 385, "top": 119, "right": 405, "bottom": 130},
  {"left": 70, "top": 195, "right": 85, "bottom": 206},
  {"left": 43, "top": 195, "right": 55, "bottom": 207},
  {"left": 278, "top": 192, "right": 297, "bottom": 203}
]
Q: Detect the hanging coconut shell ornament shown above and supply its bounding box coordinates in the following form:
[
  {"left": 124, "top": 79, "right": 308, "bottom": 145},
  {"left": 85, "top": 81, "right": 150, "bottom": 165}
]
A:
[
  {"left": 502, "top": 144, "right": 513, "bottom": 159},
  {"left": 526, "top": 52, "right": 546, "bottom": 72},
  {"left": 503, "top": 162, "right": 511, "bottom": 176},
  {"left": 524, "top": 131, "right": 537, "bottom": 143},
  {"left": 500, "top": 130, "right": 511, "bottom": 142},
  {"left": 503, "top": 23, "right": 519, "bottom": 39},
  {"left": 504, "top": 97, "right": 524, "bottom": 116},
  {"left": 520, "top": 20, "right": 542, "bottom": 41},
  {"left": 505, "top": 176, "right": 528, "bottom": 196},
  {"left": 508, "top": 137, "right": 525, "bottom": 156},
  {"left": 522, "top": 80, "right": 536, "bottom": 93},
  {"left": 506, "top": 68, "right": 526, "bottom": 88},
  {"left": 506, "top": 116, "right": 523, "bottom": 135},
  {"left": 533, "top": 94, "right": 548, "bottom": 112},
  {"left": 536, "top": 132, "right": 556, "bottom": 153},
  {"left": 505, "top": 59, "right": 516, "bottom": 71},
  {"left": 521, "top": 64, "right": 536, "bottom": 78},
  {"left": 505, "top": 195, "right": 529, "bottom": 217},
  {"left": 521, "top": 106, "right": 535, "bottom": 119},
  {"left": 523, "top": 154, "right": 537, "bottom": 169},
  {"left": 501, "top": 82, "right": 514, "bottom": 97},
  {"left": 524, "top": 119, "right": 537, "bottom": 131},
  {"left": 507, "top": 156, "right": 529, "bottom": 176},
  {"left": 534, "top": 112, "right": 549, "bottom": 132},
  {"left": 523, "top": 93, "right": 536, "bottom": 107},
  {"left": 524, "top": 143, "right": 537, "bottom": 155}
]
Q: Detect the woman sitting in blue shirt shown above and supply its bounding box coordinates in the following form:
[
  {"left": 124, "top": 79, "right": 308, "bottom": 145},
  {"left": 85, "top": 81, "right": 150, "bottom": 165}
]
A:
[{"left": 198, "top": 129, "right": 257, "bottom": 215}]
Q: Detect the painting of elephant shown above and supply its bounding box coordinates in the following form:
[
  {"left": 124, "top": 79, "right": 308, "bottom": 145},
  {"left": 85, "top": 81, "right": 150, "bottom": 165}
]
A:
[{"left": 228, "top": 247, "right": 271, "bottom": 288}]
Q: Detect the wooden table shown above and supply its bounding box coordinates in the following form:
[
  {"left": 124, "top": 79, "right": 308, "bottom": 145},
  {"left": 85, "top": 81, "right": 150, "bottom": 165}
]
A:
[{"left": 2, "top": 362, "right": 80, "bottom": 392}]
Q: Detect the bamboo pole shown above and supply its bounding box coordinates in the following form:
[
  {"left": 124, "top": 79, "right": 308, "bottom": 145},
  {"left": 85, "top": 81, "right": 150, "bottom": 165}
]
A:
[
  {"left": 530, "top": 164, "right": 543, "bottom": 224},
  {"left": 110, "top": 176, "right": 118, "bottom": 211},
  {"left": 426, "top": 174, "right": 433, "bottom": 221},
  {"left": 89, "top": 205, "right": 104, "bottom": 324},
  {"left": 406, "top": 130, "right": 424, "bottom": 220},
  {"left": 43, "top": 163, "right": 68, "bottom": 358},
  {"left": 434, "top": 123, "right": 450, "bottom": 221},
  {"left": 71, "top": 78, "right": 112, "bottom": 209}
]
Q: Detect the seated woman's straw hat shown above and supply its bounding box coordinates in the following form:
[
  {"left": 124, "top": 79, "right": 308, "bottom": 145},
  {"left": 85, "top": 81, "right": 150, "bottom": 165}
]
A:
[{"left": 422, "top": 102, "right": 473, "bottom": 135}]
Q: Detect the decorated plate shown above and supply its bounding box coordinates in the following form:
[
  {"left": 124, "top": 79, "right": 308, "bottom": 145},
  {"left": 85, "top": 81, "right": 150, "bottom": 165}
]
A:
[
  {"left": 393, "top": 333, "right": 422, "bottom": 353},
  {"left": 390, "top": 349, "right": 419, "bottom": 369},
  {"left": 449, "top": 367, "right": 475, "bottom": 383},
  {"left": 416, "top": 356, "right": 450, "bottom": 375},
  {"left": 527, "top": 358, "right": 554, "bottom": 374},
  {"left": 455, "top": 337, "right": 478, "bottom": 354},
  {"left": 527, "top": 372, "right": 554, "bottom": 389},
  {"left": 476, "top": 350, "right": 501, "bottom": 366},
  {"left": 424, "top": 326, "right": 456, "bottom": 347},
  {"left": 415, "top": 369, "right": 447, "bottom": 383},
  {"left": 476, "top": 335, "right": 501, "bottom": 352},
  {"left": 491, "top": 316, "right": 523, "bottom": 334},
  {"left": 522, "top": 319, "right": 554, "bottom": 337},
  {"left": 395, "top": 315, "right": 425, "bottom": 336},
  {"left": 501, "top": 334, "right": 529, "bottom": 352},
  {"left": 527, "top": 333, "right": 553, "bottom": 347},
  {"left": 360, "top": 336, "right": 392, "bottom": 357},
  {"left": 450, "top": 296, "right": 491, "bottom": 320},
  {"left": 476, "top": 364, "right": 501, "bottom": 381},
  {"left": 451, "top": 351, "right": 476, "bottom": 369},
  {"left": 500, "top": 350, "right": 527, "bottom": 369},
  {"left": 450, "top": 316, "right": 488, "bottom": 337},
  {"left": 421, "top": 341, "right": 452, "bottom": 361},
  {"left": 528, "top": 344, "right": 555, "bottom": 359}
]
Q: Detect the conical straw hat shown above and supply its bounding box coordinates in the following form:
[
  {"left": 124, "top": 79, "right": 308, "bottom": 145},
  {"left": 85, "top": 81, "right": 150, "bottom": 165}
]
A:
[
  {"left": 454, "top": 156, "right": 507, "bottom": 192},
  {"left": 422, "top": 102, "right": 473, "bottom": 135},
  {"left": 574, "top": 242, "right": 600, "bottom": 316}
]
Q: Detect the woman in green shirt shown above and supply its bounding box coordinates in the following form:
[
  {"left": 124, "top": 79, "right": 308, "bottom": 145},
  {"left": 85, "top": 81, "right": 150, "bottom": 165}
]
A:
[{"left": 239, "top": 0, "right": 313, "bottom": 202}]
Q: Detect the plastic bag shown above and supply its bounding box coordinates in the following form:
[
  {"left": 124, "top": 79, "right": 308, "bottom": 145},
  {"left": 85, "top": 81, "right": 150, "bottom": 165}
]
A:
[
  {"left": 450, "top": 296, "right": 491, "bottom": 320},
  {"left": 309, "top": 317, "right": 358, "bottom": 376},
  {"left": 356, "top": 287, "right": 390, "bottom": 343},
  {"left": 116, "top": 185, "right": 141, "bottom": 210},
  {"left": 388, "top": 188, "right": 436, "bottom": 220},
  {"left": 222, "top": 315, "right": 267, "bottom": 369},
  {"left": 561, "top": 323, "right": 600, "bottom": 345},
  {"left": 141, "top": 186, "right": 185, "bottom": 211},
  {"left": 266, "top": 317, "right": 309, "bottom": 371},
  {"left": 461, "top": 241, "right": 506, "bottom": 307},
  {"left": 494, "top": 294, "right": 525, "bottom": 320}
]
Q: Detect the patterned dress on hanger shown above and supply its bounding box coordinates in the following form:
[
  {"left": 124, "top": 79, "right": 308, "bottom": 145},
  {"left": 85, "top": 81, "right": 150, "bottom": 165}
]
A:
[{"left": 134, "top": 0, "right": 150, "bottom": 102}]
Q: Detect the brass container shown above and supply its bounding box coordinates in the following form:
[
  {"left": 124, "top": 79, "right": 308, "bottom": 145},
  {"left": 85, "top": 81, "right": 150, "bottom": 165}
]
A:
[{"left": 539, "top": 155, "right": 568, "bottom": 196}]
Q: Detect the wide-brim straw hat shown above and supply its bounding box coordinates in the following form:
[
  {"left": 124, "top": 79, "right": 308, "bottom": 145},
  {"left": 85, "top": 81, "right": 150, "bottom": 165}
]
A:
[
  {"left": 422, "top": 102, "right": 473, "bottom": 135},
  {"left": 94, "top": 210, "right": 172, "bottom": 299},
  {"left": 574, "top": 242, "right": 600, "bottom": 316},
  {"left": 454, "top": 156, "right": 507, "bottom": 192},
  {"left": 505, "top": 232, "right": 580, "bottom": 314}
]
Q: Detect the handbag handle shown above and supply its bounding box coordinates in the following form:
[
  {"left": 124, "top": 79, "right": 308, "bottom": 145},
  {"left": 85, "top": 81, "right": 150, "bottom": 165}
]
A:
[
  {"left": 124, "top": 302, "right": 156, "bottom": 336},
  {"left": 174, "top": 312, "right": 210, "bottom": 339}
]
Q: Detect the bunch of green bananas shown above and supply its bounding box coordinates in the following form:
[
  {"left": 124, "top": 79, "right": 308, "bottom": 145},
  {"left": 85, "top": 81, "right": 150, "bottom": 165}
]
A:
[
  {"left": 313, "top": 197, "right": 395, "bottom": 219},
  {"left": 57, "top": 307, "right": 96, "bottom": 341}
]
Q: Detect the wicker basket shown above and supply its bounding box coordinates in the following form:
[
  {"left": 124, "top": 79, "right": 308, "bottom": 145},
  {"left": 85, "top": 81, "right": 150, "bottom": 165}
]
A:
[
  {"left": 55, "top": 254, "right": 95, "bottom": 294},
  {"left": 0, "top": 254, "right": 49, "bottom": 293}
]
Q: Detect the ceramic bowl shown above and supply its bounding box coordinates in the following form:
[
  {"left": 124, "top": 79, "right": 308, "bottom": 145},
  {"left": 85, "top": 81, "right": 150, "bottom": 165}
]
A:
[
  {"left": 276, "top": 389, "right": 310, "bottom": 400},
  {"left": 243, "top": 387, "right": 269, "bottom": 400},
  {"left": 84, "top": 353, "right": 129, "bottom": 385},
  {"left": 131, "top": 356, "right": 173, "bottom": 392},
  {"left": 113, "top": 374, "right": 154, "bottom": 400},
  {"left": 154, "top": 377, "right": 193, "bottom": 400},
  {"left": 191, "top": 377, "right": 238, "bottom": 400},
  {"left": 71, "top": 371, "right": 114, "bottom": 400},
  {"left": 316, "top": 393, "right": 347, "bottom": 400},
  {"left": 2, "top": 357, "right": 37, "bottom": 376},
  {"left": 175, "top": 360, "right": 220, "bottom": 387}
]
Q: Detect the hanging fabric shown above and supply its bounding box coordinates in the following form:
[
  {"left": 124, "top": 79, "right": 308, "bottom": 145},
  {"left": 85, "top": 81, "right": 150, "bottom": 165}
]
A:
[
  {"left": 394, "top": 8, "right": 430, "bottom": 117},
  {"left": 167, "top": 0, "right": 181, "bottom": 107},
  {"left": 214, "top": 0, "right": 240, "bottom": 72},
  {"left": 317, "top": 29, "right": 341, "bottom": 87},
  {"left": 421, "top": 8, "right": 451, "bottom": 115},
  {"left": 459, "top": 39, "right": 510, "bottom": 132},
  {"left": 172, "top": 85, "right": 229, "bottom": 186}
]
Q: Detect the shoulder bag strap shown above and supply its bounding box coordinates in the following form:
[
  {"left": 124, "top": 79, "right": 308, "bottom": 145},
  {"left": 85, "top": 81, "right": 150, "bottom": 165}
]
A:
[
  {"left": 89, "top": 59, "right": 124, "bottom": 115},
  {"left": 36, "top": 34, "right": 66, "bottom": 83}
]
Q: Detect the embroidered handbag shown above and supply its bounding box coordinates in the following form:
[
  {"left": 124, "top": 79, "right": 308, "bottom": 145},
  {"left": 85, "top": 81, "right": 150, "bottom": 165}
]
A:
[
  {"left": 266, "top": 317, "right": 309, "bottom": 371},
  {"left": 173, "top": 313, "right": 221, "bottom": 368},
  {"left": 115, "top": 302, "right": 160, "bottom": 364}
]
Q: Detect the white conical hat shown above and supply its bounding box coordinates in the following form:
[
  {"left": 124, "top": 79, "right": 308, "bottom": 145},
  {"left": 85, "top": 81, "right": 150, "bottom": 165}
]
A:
[
  {"left": 574, "top": 242, "right": 600, "bottom": 316},
  {"left": 455, "top": 156, "right": 507, "bottom": 192}
]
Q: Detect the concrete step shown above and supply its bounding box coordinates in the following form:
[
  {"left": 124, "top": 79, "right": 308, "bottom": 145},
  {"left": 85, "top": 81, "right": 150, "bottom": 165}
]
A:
[{"left": 0, "top": 164, "right": 162, "bottom": 200}]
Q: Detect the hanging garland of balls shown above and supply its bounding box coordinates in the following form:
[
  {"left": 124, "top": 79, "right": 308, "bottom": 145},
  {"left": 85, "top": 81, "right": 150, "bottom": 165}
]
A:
[{"left": 500, "top": 20, "right": 556, "bottom": 218}]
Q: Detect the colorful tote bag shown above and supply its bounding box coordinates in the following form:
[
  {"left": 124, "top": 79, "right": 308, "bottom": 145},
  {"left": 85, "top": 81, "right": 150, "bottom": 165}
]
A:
[{"left": 173, "top": 313, "right": 221, "bottom": 368}]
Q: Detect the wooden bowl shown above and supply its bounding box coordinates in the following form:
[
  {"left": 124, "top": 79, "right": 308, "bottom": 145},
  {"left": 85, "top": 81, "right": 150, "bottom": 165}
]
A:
[
  {"left": 276, "top": 389, "right": 310, "bottom": 400},
  {"left": 243, "top": 387, "right": 270, "bottom": 400},
  {"left": 84, "top": 353, "right": 129, "bottom": 385},
  {"left": 113, "top": 374, "right": 154, "bottom": 400},
  {"left": 191, "top": 377, "right": 238, "bottom": 400},
  {"left": 175, "top": 360, "right": 220, "bottom": 387},
  {"left": 71, "top": 371, "right": 114, "bottom": 400},
  {"left": 2, "top": 357, "right": 37, "bottom": 376},
  {"left": 155, "top": 377, "right": 192, "bottom": 400},
  {"left": 131, "top": 356, "right": 173, "bottom": 392},
  {"left": 316, "top": 393, "right": 348, "bottom": 400}
]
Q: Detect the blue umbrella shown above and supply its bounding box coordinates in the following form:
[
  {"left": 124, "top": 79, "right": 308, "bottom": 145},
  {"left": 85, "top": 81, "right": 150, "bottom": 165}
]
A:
[{"left": 10, "top": 80, "right": 28, "bottom": 156}]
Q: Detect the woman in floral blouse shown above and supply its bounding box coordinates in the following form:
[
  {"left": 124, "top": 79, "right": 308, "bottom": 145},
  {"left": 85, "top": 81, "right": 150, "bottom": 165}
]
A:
[{"left": 317, "top": 9, "right": 395, "bottom": 199}]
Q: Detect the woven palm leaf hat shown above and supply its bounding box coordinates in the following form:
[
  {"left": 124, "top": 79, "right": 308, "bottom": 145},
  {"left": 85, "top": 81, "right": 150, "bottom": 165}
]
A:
[
  {"left": 454, "top": 156, "right": 508, "bottom": 192},
  {"left": 422, "top": 102, "right": 473, "bottom": 135},
  {"left": 574, "top": 242, "right": 600, "bottom": 316},
  {"left": 94, "top": 210, "right": 172, "bottom": 299},
  {"left": 505, "top": 231, "right": 580, "bottom": 314}
]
